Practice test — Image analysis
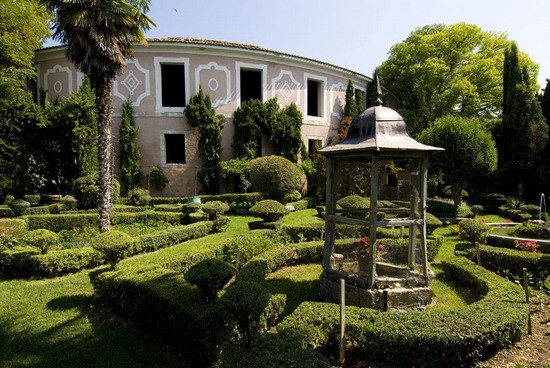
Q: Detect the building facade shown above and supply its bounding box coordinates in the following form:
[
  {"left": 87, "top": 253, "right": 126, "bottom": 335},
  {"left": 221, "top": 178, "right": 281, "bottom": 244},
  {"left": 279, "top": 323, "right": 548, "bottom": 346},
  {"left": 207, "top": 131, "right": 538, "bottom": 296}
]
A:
[{"left": 34, "top": 38, "right": 372, "bottom": 196}]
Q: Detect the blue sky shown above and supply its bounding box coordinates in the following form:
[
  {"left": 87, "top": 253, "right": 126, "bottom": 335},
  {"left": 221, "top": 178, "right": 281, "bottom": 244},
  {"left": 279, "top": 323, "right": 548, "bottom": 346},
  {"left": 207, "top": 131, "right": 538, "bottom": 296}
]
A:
[{"left": 45, "top": 0, "right": 550, "bottom": 89}]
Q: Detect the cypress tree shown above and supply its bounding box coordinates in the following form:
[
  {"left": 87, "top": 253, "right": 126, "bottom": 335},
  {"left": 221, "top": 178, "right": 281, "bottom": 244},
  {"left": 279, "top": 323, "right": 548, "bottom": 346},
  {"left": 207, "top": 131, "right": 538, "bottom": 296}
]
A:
[
  {"left": 119, "top": 99, "right": 141, "bottom": 190},
  {"left": 344, "top": 80, "right": 357, "bottom": 117}
]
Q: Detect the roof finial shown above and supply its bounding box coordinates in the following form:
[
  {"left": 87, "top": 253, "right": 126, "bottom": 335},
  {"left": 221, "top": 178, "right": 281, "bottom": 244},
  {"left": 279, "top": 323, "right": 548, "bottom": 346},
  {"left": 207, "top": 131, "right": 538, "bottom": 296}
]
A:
[{"left": 372, "top": 68, "right": 383, "bottom": 106}]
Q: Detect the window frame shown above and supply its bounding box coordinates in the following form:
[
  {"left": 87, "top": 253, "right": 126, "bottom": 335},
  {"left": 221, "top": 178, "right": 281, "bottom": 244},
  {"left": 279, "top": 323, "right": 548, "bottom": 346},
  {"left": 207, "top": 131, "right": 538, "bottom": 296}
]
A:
[
  {"left": 304, "top": 73, "right": 327, "bottom": 119},
  {"left": 235, "top": 61, "right": 267, "bottom": 105},
  {"left": 160, "top": 131, "right": 187, "bottom": 166},
  {"left": 154, "top": 57, "right": 190, "bottom": 113}
]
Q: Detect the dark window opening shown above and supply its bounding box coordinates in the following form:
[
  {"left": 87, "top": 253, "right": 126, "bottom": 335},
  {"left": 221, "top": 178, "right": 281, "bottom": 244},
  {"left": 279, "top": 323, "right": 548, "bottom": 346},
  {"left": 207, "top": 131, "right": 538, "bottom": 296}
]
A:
[
  {"left": 307, "top": 79, "right": 321, "bottom": 117},
  {"left": 308, "top": 139, "right": 322, "bottom": 159},
  {"left": 240, "top": 69, "right": 262, "bottom": 102},
  {"left": 387, "top": 174, "right": 398, "bottom": 187},
  {"left": 165, "top": 134, "right": 186, "bottom": 164},
  {"left": 161, "top": 64, "right": 186, "bottom": 107}
]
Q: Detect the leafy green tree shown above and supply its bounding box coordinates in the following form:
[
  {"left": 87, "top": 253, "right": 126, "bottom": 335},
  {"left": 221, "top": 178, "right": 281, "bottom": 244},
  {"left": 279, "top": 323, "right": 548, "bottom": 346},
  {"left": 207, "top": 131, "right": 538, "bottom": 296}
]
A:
[
  {"left": 47, "top": 78, "right": 98, "bottom": 191},
  {"left": 270, "top": 103, "right": 302, "bottom": 162},
  {"left": 185, "top": 86, "right": 225, "bottom": 194},
  {"left": 233, "top": 99, "right": 266, "bottom": 159},
  {"left": 0, "top": 92, "right": 48, "bottom": 195},
  {"left": 417, "top": 115, "right": 497, "bottom": 205},
  {"left": 41, "top": 0, "right": 155, "bottom": 232},
  {"left": 119, "top": 99, "right": 141, "bottom": 190},
  {"left": 344, "top": 80, "right": 357, "bottom": 117},
  {"left": 379, "top": 23, "right": 539, "bottom": 136},
  {"left": 0, "top": 0, "right": 50, "bottom": 97}
]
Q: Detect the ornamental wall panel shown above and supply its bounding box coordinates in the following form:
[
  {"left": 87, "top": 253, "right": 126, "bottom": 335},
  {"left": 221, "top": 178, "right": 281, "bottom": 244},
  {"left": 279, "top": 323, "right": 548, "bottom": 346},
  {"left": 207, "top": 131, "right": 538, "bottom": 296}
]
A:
[{"left": 195, "top": 62, "right": 231, "bottom": 108}]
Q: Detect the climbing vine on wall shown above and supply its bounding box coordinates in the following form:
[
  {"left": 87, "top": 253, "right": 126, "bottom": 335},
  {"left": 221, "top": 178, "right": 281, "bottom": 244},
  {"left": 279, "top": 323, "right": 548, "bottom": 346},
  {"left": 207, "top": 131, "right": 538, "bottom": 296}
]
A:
[
  {"left": 185, "top": 86, "right": 225, "bottom": 194},
  {"left": 232, "top": 98, "right": 303, "bottom": 162}
]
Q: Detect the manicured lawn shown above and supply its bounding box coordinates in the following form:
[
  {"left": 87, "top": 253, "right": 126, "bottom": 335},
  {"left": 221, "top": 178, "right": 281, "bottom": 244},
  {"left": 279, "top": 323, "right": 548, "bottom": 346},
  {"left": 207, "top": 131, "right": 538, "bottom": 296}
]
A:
[{"left": 283, "top": 208, "right": 323, "bottom": 225}]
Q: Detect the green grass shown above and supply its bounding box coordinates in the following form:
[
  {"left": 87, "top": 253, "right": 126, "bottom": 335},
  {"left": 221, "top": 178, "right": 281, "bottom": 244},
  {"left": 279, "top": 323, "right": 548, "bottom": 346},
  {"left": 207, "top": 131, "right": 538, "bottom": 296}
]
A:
[{"left": 283, "top": 208, "right": 323, "bottom": 225}]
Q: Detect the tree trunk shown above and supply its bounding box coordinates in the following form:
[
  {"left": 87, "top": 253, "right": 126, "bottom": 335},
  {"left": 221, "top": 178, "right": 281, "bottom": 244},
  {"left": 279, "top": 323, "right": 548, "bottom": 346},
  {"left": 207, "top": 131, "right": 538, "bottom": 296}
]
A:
[{"left": 92, "top": 74, "right": 113, "bottom": 232}]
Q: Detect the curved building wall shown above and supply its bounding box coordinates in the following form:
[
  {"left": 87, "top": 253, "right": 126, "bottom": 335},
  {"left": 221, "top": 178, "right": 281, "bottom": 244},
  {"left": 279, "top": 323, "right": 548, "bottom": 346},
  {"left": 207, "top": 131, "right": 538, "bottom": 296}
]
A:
[{"left": 34, "top": 39, "right": 371, "bottom": 196}]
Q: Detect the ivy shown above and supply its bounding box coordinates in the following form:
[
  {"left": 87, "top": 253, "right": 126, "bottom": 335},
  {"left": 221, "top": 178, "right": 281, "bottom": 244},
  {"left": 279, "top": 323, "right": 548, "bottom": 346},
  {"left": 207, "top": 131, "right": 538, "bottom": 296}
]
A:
[
  {"left": 185, "top": 86, "right": 225, "bottom": 194},
  {"left": 233, "top": 98, "right": 303, "bottom": 162}
]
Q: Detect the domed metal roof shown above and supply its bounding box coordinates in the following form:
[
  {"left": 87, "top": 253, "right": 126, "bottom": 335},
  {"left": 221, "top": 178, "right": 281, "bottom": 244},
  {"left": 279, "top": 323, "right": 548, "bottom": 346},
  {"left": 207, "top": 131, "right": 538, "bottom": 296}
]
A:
[{"left": 319, "top": 72, "right": 443, "bottom": 157}]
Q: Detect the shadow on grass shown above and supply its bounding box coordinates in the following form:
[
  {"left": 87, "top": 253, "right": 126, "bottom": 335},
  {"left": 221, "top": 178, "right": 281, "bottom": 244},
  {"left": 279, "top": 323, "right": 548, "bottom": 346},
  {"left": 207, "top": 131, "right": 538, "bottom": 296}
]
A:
[{"left": 265, "top": 277, "right": 321, "bottom": 319}]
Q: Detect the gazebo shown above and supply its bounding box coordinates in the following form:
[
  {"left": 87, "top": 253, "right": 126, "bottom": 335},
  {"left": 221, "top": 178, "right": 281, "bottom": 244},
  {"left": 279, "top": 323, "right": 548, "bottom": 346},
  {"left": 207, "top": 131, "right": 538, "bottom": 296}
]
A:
[{"left": 318, "top": 73, "right": 443, "bottom": 311}]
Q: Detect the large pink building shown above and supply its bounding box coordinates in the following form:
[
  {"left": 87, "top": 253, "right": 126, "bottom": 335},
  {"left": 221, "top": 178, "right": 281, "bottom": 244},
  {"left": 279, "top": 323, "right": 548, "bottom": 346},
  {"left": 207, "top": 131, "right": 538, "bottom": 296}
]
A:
[{"left": 34, "top": 38, "right": 375, "bottom": 196}]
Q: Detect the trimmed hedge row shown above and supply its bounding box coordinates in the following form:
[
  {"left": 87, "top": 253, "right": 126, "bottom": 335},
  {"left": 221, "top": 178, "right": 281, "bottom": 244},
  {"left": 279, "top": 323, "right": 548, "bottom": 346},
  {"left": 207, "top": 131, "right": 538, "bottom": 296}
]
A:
[
  {"left": 25, "top": 212, "right": 183, "bottom": 231},
  {"left": 149, "top": 192, "right": 264, "bottom": 206},
  {"left": 498, "top": 206, "right": 532, "bottom": 222},
  {"left": 277, "top": 256, "right": 527, "bottom": 367},
  {"left": 465, "top": 244, "right": 550, "bottom": 281},
  {"left": 0, "top": 221, "right": 214, "bottom": 277}
]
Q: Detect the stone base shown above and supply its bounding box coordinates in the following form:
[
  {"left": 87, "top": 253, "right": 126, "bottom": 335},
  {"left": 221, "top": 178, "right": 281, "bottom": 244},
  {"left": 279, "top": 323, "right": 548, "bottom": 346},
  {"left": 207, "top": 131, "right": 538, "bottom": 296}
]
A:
[{"left": 320, "top": 272, "right": 431, "bottom": 312}]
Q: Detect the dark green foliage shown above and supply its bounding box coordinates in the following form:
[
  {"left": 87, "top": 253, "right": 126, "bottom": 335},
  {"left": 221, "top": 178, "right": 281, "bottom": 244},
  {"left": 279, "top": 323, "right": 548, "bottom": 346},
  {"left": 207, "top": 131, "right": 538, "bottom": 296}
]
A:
[
  {"left": 426, "top": 212, "right": 442, "bottom": 234},
  {"left": 278, "top": 256, "right": 527, "bottom": 367},
  {"left": 222, "top": 281, "right": 272, "bottom": 347},
  {"left": 73, "top": 174, "right": 120, "bottom": 209},
  {"left": 22, "top": 229, "right": 58, "bottom": 254},
  {"left": 0, "top": 93, "right": 49, "bottom": 195},
  {"left": 377, "top": 236, "right": 443, "bottom": 263},
  {"left": 119, "top": 99, "right": 142, "bottom": 190},
  {"left": 47, "top": 78, "right": 98, "bottom": 190},
  {"left": 458, "top": 218, "right": 490, "bottom": 245},
  {"left": 249, "top": 155, "right": 302, "bottom": 200},
  {"left": 513, "top": 222, "right": 550, "bottom": 240},
  {"left": 470, "top": 204, "right": 484, "bottom": 215},
  {"left": 60, "top": 195, "right": 78, "bottom": 211},
  {"left": 22, "top": 194, "right": 40, "bottom": 206},
  {"left": 148, "top": 166, "right": 168, "bottom": 189},
  {"left": 283, "top": 190, "right": 302, "bottom": 203},
  {"left": 337, "top": 194, "right": 370, "bottom": 219},
  {"left": 222, "top": 231, "right": 277, "bottom": 268},
  {"left": 482, "top": 193, "right": 508, "bottom": 213},
  {"left": 248, "top": 200, "right": 288, "bottom": 222},
  {"left": 220, "top": 158, "right": 251, "bottom": 193},
  {"left": 185, "top": 86, "right": 225, "bottom": 193},
  {"left": 232, "top": 99, "right": 303, "bottom": 162},
  {"left": 184, "top": 258, "right": 236, "bottom": 301},
  {"left": 25, "top": 205, "right": 52, "bottom": 215},
  {"left": 91, "top": 230, "right": 135, "bottom": 269},
  {"left": 344, "top": 79, "right": 361, "bottom": 117},
  {"left": 181, "top": 202, "right": 202, "bottom": 214},
  {"left": 418, "top": 116, "right": 497, "bottom": 205},
  {"left": 8, "top": 199, "right": 30, "bottom": 216},
  {"left": 126, "top": 188, "right": 152, "bottom": 206}
]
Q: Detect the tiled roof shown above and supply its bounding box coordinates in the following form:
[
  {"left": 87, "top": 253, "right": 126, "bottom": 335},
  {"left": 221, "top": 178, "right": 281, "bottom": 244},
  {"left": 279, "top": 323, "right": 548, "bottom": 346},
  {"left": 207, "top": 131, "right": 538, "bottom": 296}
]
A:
[{"left": 40, "top": 37, "right": 370, "bottom": 80}]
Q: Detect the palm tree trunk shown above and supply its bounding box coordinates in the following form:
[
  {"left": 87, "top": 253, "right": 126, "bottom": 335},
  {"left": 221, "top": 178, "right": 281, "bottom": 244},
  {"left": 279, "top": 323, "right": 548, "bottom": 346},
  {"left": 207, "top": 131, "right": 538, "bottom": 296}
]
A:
[{"left": 92, "top": 74, "right": 113, "bottom": 232}]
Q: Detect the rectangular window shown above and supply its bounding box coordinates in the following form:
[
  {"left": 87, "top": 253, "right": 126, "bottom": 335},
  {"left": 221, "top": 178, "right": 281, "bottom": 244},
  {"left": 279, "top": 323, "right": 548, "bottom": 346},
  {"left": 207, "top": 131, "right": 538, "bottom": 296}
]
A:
[
  {"left": 308, "top": 139, "right": 323, "bottom": 159},
  {"left": 161, "top": 64, "right": 186, "bottom": 107},
  {"left": 164, "top": 134, "right": 186, "bottom": 164},
  {"left": 307, "top": 79, "right": 322, "bottom": 117},
  {"left": 240, "top": 69, "right": 262, "bottom": 102}
]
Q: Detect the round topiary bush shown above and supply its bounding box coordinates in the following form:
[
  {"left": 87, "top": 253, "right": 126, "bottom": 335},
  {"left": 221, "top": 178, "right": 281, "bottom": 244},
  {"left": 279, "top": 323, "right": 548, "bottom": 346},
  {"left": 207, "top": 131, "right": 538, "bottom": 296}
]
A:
[
  {"left": 23, "top": 194, "right": 41, "bottom": 206},
  {"left": 458, "top": 218, "right": 490, "bottom": 245},
  {"left": 184, "top": 258, "right": 236, "bottom": 301},
  {"left": 8, "top": 199, "right": 30, "bottom": 216},
  {"left": 249, "top": 155, "right": 301, "bottom": 200},
  {"left": 283, "top": 190, "right": 302, "bottom": 203},
  {"left": 426, "top": 212, "right": 442, "bottom": 235},
  {"left": 60, "top": 195, "right": 78, "bottom": 211},
  {"left": 22, "top": 229, "right": 59, "bottom": 254},
  {"left": 73, "top": 174, "right": 121, "bottom": 209},
  {"left": 90, "top": 230, "right": 134, "bottom": 270},
  {"left": 182, "top": 202, "right": 202, "bottom": 214},
  {"left": 126, "top": 188, "right": 152, "bottom": 206},
  {"left": 202, "top": 201, "right": 229, "bottom": 220},
  {"left": 337, "top": 194, "right": 370, "bottom": 219},
  {"left": 471, "top": 204, "right": 484, "bottom": 215},
  {"left": 248, "top": 199, "right": 288, "bottom": 222}
]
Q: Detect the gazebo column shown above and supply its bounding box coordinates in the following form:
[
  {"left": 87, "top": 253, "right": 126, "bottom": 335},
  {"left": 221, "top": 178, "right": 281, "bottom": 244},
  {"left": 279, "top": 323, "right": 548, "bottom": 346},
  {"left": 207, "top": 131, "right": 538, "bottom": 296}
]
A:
[
  {"left": 323, "top": 157, "right": 337, "bottom": 271},
  {"left": 368, "top": 155, "right": 380, "bottom": 289},
  {"left": 408, "top": 158, "right": 420, "bottom": 270},
  {"left": 419, "top": 156, "right": 430, "bottom": 283}
]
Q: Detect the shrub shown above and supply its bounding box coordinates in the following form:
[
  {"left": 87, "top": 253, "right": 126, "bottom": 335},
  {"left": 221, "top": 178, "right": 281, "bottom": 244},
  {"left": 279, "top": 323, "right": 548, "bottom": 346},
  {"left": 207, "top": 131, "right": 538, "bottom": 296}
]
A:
[
  {"left": 222, "top": 281, "right": 272, "bottom": 347},
  {"left": 513, "top": 222, "right": 550, "bottom": 240},
  {"left": 249, "top": 156, "right": 301, "bottom": 200},
  {"left": 25, "top": 205, "right": 51, "bottom": 215},
  {"left": 427, "top": 198, "right": 457, "bottom": 217},
  {"left": 483, "top": 193, "right": 507, "bottom": 213},
  {"left": 456, "top": 202, "right": 474, "bottom": 218},
  {"left": 4, "top": 195, "right": 14, "bottom": 205},
  {"left": 23, "top": 194, "right": 41, "bottom": 206},
  {"left": 149, "top": 166, "right": 169, "bottom": 189},
  {"left": 283, "top": 190, "right": 302, "bottom": 203},
  {"left": 22, "top": 229, "right": 59, "bottom": 254},
  {"left": 73, "top": 174, "right": 120, "bottom": 209},
  {"left": 458, "top": 218, "right": 490, "bottom": 245},
  {"left": 222, "top": 231, "right": 278, "bottom": 268},
  {"left": 184, "top": 258, "right": 236, "bottom": 301},
  {"left": 8, "top": 199, "right": 30, "bottom": 216},
  {"left": 470, "top": 204, "right": 483, "bottom": 215},
  {"left": 506, "top": 197, "right": 525, "bottom": 210},
  {"left": 182, "top": 202, "right": 202, "bottom": 214},
  {"left": 202, "top": 201, "right": 229, "bottom": 220},
  {"left": 337, "top": 194, "right": 370, "bottom": 219},
  {"left": 126, "top": 188, "right": 152, "bottom": 206},
  {"left": 248, "top": 200, "right": 288, "bottom": 222},
  {"left": 60, "top": 195, "right": 78, "bottom": 211},
  {"left": 90, "top": 230, "right": 134, "bottom": 270},
  {"left": 523, "top": 204, "right": 542, "bottom": 217},
  {"left": 426, "top": 212, "right": 442, "bottom": 234}
]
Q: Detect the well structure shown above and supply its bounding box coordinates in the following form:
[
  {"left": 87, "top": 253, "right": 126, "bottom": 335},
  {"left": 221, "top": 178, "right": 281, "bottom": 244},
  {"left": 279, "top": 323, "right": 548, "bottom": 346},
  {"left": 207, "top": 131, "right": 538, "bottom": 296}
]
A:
[{"left": 318, "top": 73, "right": 443, "bottom": 311}]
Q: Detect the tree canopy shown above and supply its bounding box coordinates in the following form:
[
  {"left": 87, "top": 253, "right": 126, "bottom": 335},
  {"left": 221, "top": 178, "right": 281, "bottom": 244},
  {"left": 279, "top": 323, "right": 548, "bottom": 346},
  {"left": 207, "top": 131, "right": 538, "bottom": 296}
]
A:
[
  {"left": 417, "top": 115, "right": 497, "bottom": 205},
  {"left": 0, "top": 0, "right": 50, "bottom": 97},
  {"left": 379, "top": 23, "right": 539, "bottom": 136}
]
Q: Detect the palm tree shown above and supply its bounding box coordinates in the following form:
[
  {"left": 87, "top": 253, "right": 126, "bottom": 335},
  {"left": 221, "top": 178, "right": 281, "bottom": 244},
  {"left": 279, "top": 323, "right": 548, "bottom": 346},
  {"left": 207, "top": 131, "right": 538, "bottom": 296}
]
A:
[{"left": 40, "top": 0, "right": 154, "bottom": 232}]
